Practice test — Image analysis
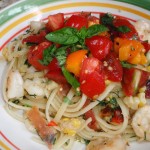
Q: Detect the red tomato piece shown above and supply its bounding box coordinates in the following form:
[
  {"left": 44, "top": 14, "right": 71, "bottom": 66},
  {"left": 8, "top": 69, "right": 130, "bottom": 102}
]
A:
[
  {"left": 122, "top": 68, "right": 149, "bottom": 96},
  {"left": 122, "top": 68, "right": 135, "bottom": 96},
  {"left": 47, "top": 58, "right": 61, "bottom": 72},
  {"left": 85, "top": 36, "right": 112, "bottom": 60},
  {"left": 103, "top": 52, "right": 123, "bottom": 82},
  {"left": 65, "top": 15, "right": 88, "bottom": 30},
  {"left": 23, "top": 30, "right": 47, "bottom": 44},
  {"left": 83, "top": 99, "right": 98, "bottom": 130},
  {"left": 45, "top": 70, "right": 67, "bottom": 84},
  {"left": 80, "top": 72, "right": 105, "bottom": 98},
  {"left": 80, "top": 57, "right": 105, "bottom": 99},
  {"left": 79, "top": 57, "right": 102, "bottom": 81},
  {"left": 142, "top": 41, "right": 150, "bottom": 53},
  {"left": 27, "top": 42, "right": 52, "bottom": 70},
  {"left": 46, "top": 13, "right": 64, "bottom": 31},
  {"left": 111, "top": 109, "right": 123, "bottom": 124},
  {"left": 113, "top": 19, "right": 138, "bottom": 39}
]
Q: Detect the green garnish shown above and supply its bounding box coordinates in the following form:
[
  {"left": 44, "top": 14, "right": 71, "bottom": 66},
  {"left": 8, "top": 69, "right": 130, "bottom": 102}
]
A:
[
  {"left": 117, "top": 26, "right": 131, "bottom": 33},
  {"left": 121, "top": 61, "right": 135, "bottom": 69}
]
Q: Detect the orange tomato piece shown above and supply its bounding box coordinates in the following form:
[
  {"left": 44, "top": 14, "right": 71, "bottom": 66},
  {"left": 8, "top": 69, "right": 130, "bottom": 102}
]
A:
[
  {"left": 114, "top": 38, "right": 128, "bottom": 53},
  {"left": 65, "top": 50, "right": 88, "bottom": 76},
  {"left": 140, "top": 53, "right": 147, "bottom": 65},
  {"left": 119, "top": 43, "right": 131, "bottom": 61},
  {"left": 127, "top": 53, "right": 141, "bottom": 64},
  {"left": 116, "top": 38, "right": 147, "bottom": 65}
]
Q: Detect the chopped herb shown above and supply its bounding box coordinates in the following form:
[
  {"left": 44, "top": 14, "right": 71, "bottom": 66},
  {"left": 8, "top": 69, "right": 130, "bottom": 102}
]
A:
[
  {"left": 117, "top": 26, "right": 131, "bottom": 33},
  {"left": 39, "top": 45, "right": 56, "bottom": 65},
  {"left": 98, "top": 97, "right": 118, "bottom": 109},
  {"left": 144, "top": 132, "right": 147, "bottom": 140},
  {"left": 18, "top": 47, "right": 21, "bottom": 51},
  {"left": 121, "top": 61, "right": 135, "bottom": 69},
  {"left": 26, "top": 29, "right": 31, "bottom": 33},
  {"left": 84, "top": 139, "right": 90, "bottom": 145},
  {"left": 98, "top": 100, "right": 108, "bottom": 106},
  {"left": 55, "top": 46, "right": 69, "bottom": 66},
  {"left": 12, "top": 99, "right": 19, "bottom": 104},
  {"left": 101, "top": 13, "right": 114, "bottom": 26},
  {"left": 53, "top": 138, "right": 56, "bottom": 144},
  {"left": 24, "top": 59, "right": 31, "bottom": 67},
  {"left": 109, "top": 97, "right": 118, "bottom": 109},
  {"left": 29, "top": 94, "right": 37, "bottom": 98},
  {"left": 26, "top": 42, "right": 37, "bottom": 46},
  {"left": 24, "top": 104, "right": 31, "bottom": 107}
]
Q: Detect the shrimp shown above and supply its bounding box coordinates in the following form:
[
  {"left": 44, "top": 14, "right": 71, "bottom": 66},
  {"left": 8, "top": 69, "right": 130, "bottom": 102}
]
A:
[
  {"left": 86, "top": 135, "right": 127, "bottom": 150},
  {"left": 132, "top": 105, "right": 150, "bottom": 141}
]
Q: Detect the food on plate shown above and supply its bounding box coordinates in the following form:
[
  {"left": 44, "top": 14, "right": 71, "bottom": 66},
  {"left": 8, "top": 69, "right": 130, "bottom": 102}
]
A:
[{"left": 2, "top": 12, "right": 150, "bottom": 150}]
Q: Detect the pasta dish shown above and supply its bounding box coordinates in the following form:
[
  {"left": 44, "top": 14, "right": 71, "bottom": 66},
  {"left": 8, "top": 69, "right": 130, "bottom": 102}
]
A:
[{"left": 2, "top": 12, "right": 150, "bottom": 150}]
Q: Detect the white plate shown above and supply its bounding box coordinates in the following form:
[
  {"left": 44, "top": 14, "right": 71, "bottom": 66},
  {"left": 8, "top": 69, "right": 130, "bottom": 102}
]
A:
[{"left": 0, "top": 0, "right": 150, "bottom": 149}]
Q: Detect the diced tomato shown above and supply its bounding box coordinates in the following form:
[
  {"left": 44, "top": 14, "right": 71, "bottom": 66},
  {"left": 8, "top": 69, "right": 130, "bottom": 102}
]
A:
[
  {"left": 142, "top": 41, "right": 150, "bottom": 53},
  {"left": 45, "top": 70, "right": 67, "bottom": 84},
  {"left": 100, "top": 106, "right": 112, "bottom": 117},
  {"left": 80, "top": 57, "right": 105, "bottom": 99},
  {"left": 46, "top": 13, "right": 64, "bottom": 31},
  {"left": 86, "top": 36, "right": 112, "bottom": 60},
  {"left": 23, "top": 30, "right": 47, "bottom": 44},
  {"left": 113, "top": 18, "right": 138, "bottom": 39},
  {"left": 103, "top": 52, "right": 123, "bottom": 82},
  {"left": 122, "top": 68, "right": 135, "bottom": 96},
  {"left": 139, "top": 70, "right": 149, "bottom": 87},
  {"left": 27, "top": 41, "right": 52, "bottom": 70},
  {"left": 65, "top": 15, "right": 88, "bottom": 30},
  {"left": 111, "top": 109, "right": 123, "bottom": 124},
  {"left": 80, "top": 72, "right": 105, "bottom": 99},
  {"left": 47, "top": 58, "right": 61, "bottom": 72},
  {"left": 83, "top": 99, "right": 98, "bottom": 130},
  {"left": 80, "top": 57, "right": 102, "bottom": 81}
]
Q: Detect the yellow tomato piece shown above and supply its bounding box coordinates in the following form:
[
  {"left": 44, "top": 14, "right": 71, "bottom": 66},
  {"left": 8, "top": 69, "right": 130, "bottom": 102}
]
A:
[
  {"left": 65, "top": 50, "right": 88, "bottom": 76},
  {"left": 127, "top": 53, "right": 141, "bottom": 64}
]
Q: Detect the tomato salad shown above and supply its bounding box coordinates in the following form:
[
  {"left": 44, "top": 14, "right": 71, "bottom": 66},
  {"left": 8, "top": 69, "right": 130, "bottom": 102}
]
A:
[{"left": 21, "top": 12, "right": 150, "bottom": 130}]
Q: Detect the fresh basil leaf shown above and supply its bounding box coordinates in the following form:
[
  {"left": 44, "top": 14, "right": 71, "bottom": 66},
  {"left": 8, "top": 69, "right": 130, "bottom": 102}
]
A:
[
  {"left": 121, "top": 61, "right": 135, "bottom": 68},
  {"left": 46, "top": 27, "right": 79, "bottom": 45},
  {"left": 101, "top": 13, "right": 114, "bottom": 26},
  {"left": 61, "top": 66, "right": 80, "bottom": 95},
  {"left": 117, "top": 26, "right": 131, "bottom": 33},
  {"left": 39, "top": 45, "right": 56, "bottom": 65},
  {"left": 86, "top": 24, "right": 108, "bottom": 37}
]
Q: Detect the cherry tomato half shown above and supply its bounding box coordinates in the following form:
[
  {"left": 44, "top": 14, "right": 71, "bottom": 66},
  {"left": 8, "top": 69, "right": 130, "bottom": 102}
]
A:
[{"left": 65, "top": 15, "right": 88, "bottom": 30}]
